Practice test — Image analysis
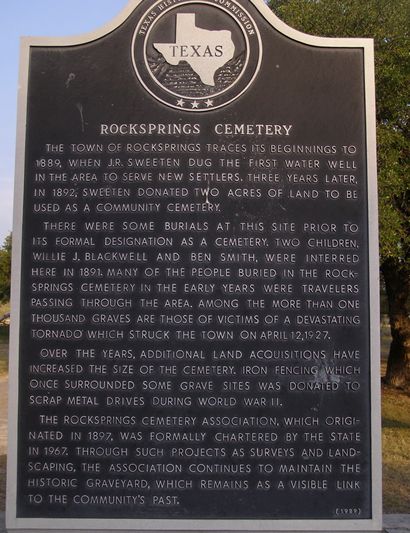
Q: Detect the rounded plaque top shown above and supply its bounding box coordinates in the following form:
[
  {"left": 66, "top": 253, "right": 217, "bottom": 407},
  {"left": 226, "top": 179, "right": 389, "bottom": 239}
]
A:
[{"left": 132, "top": 0, "right": 262, "bottom": 111}]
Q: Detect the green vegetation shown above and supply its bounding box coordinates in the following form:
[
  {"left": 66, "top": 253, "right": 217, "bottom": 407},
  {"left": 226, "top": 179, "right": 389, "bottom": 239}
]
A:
[
  {"left": 268, "top": 0, "right": 410, "bottom": 388},
  {"left": 0, "top": 302, "right": 10, "bottom": 377},
  {"left": 0, "top": 235, "right": 11, "bottom": 377},
  {"left": 0, "top": 327, "right": 9, "bottom": 376},
  {"left": 382, "top": 385, "right": 410, "bottom": 512},
  {"left": 0, "top": 303, "right": 9, "bottom": 319},
  {"left": 0, "top": 234, "right": 11, "bottom": 304}
]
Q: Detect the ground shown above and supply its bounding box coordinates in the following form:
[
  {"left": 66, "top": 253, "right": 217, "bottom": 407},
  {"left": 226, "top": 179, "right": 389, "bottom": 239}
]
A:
[{"left": 382, "top": 384, "right": 410, "bottom": 513}]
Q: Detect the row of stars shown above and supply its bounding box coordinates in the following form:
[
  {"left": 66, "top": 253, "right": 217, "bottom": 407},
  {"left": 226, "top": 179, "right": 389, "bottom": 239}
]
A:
[{"left": 176, "top": 98, "right": 214, "bottom": 108}]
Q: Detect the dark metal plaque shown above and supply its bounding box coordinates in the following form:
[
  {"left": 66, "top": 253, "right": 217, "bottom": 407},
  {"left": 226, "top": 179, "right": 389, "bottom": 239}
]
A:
[{"left": 7, "top": 0, "right": 381, "bottom": 531}]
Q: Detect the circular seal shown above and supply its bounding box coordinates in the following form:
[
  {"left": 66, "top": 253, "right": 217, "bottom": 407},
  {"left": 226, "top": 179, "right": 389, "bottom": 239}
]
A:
[{"left": 132, "top": 0, "right": 262, "bottom": 112}]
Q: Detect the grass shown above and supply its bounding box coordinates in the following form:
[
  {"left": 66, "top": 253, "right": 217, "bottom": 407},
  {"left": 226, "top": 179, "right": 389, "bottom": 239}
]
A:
[
  {"left": 382, "top": 385, "right": 410, "bottom": 513},
  {"left": 0, "top": 327, "right": 8, "bottom": 377},
  {"left": 379, "top": 318, "right": 410, "bottom": 513},
  {"left": 0, "top": 302, "right": 10, "bottom": 377}
]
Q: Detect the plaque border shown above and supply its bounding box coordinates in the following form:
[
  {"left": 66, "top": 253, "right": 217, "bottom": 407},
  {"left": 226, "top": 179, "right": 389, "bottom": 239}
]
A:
[{"left": 7, "top": 0, "right": 381, "bottom": 531}]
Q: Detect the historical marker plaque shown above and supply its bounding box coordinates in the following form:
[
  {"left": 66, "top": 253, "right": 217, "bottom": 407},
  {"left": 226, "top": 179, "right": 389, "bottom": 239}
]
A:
[{"left": 8, "top": 0, "right": 381, "bottom": 531}]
